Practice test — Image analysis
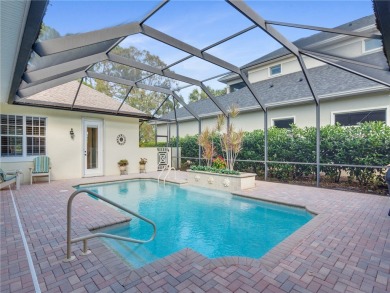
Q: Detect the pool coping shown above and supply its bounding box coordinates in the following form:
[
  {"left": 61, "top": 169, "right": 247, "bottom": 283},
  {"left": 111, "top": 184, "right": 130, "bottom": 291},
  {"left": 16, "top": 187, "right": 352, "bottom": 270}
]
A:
[{"left": 78, "top": 177, "right": 325, "bottom": 276}]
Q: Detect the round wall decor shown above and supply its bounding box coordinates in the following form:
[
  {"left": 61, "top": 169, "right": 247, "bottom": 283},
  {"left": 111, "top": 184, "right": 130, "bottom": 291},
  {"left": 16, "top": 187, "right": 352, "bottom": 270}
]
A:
[{"left": 116, "top": 134, "right": 126, "bottom": 145}]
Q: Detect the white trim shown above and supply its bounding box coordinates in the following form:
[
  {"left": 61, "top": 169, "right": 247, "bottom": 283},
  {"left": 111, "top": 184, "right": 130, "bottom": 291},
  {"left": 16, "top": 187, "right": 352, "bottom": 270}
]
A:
[
  {"left": 362, "top": 38, "right": 383, "bottom": 54},
  {"left": 331, "top": 106, "right": 389, "bottom": 126},
  {"left": 0, "top": 114, "right": 48, "bottom": 162},
  {"left": 268, "top": 63, "right": 282, "bottom": 77},
  {"left": 82, "top": 118, "right": 104, "bottom": 177},
  {"left": 306, "top": 24, "right": 378, "bottom": 49},
  {"left": 271, "top": 116, "right": 296, "bottom": 127}
]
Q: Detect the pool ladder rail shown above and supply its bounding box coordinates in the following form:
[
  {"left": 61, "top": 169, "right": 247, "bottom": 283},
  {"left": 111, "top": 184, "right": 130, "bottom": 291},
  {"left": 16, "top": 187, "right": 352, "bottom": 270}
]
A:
[
  {"left": 64, "top": 189, "right": 157, "bottom": 262},
  {"left": 157, "top": 165, "right": 176, "bottom": 184}
]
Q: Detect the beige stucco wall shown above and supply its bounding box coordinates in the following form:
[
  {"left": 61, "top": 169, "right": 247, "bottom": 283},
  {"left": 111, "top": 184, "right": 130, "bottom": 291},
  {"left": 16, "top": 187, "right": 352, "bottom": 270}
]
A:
[
  {"left": 157, "top": 91, "right": 390, "bottom": 138},
  {"left": 0, "top": 103, "right": 146, "bottom": 183}
]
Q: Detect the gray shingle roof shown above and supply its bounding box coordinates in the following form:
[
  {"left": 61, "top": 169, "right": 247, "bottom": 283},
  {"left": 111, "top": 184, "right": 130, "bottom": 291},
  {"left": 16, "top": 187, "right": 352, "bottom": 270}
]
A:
[
  {"left": 17, "top": 81, "right": 147, "bottom": 116},
  {"left": 244, "top": 15, "right": 376, "bottom": 68},
  {"left": 162, "top": 51, "right": 389, "bottom": 121},
  {"left": 219, "top": 15, "right": 376, "bottom": 83}
]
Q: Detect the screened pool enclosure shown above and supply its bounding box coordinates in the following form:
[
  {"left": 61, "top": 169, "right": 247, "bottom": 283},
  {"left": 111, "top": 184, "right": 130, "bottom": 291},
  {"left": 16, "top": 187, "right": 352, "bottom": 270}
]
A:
[{"left": 7, "top": 0, "right": 390, "bottom": 186}]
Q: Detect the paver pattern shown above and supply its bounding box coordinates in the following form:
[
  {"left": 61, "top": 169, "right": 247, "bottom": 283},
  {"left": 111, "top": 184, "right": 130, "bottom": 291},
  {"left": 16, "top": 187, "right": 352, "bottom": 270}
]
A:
[{"left": 1, "top": 172, "right": 389, "bottom": 292}]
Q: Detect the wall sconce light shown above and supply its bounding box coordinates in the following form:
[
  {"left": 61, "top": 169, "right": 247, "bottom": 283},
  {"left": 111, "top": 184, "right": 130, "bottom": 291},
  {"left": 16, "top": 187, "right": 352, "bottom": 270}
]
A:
[{"left": 70, "top": 128, "right": 75, "bottom": 139}]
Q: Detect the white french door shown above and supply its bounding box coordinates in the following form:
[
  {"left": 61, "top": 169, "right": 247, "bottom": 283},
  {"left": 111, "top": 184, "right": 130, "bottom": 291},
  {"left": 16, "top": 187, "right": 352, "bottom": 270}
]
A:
[{"left": 82, "top": 119, "right": 103, "bottom": 177}]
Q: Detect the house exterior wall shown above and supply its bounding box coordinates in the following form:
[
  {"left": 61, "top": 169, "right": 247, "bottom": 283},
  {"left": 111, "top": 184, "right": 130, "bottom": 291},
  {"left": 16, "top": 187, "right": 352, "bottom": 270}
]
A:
[
  {"left": 0, "top": 103, "right": 161, "bottom": 184},
  {"left": 157, "top": 91, "right": 390, "bottom": 138},
  {"left": 240, "top": 26, "right": 380, "bottom": 86}
]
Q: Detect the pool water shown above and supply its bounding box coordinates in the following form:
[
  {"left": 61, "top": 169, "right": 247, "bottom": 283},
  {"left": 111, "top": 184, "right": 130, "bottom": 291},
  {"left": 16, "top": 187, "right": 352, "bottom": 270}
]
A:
[{"left": 83, "top": 180, "right": 313, "bottom": 269}]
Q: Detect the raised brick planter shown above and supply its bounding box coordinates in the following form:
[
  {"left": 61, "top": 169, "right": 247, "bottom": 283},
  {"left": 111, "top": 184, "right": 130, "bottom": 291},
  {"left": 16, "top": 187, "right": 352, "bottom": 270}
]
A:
[{"left": 187, "top": 170, "right": 256, "bottom": 192}]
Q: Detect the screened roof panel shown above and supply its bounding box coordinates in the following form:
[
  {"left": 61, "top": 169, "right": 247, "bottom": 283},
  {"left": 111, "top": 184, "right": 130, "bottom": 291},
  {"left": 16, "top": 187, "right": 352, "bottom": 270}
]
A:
[
  {"left": 112, "top": 34, "right": 189, "bottom": 69},
  {"left": 205, "top": 27, "right": 283, "bottom": 67},
  {"left": 169, "top": 56, "right": 229, "bottom": 81},
  {"left": 144, "top": 0, "right": 253, "bottom": 49},
  {"left": 244, "top": 0, "right": 374, "bottom": 29},
  {"left": 127, "top": 88, "right": 170, "bottom": 116},
  {"left": 40, "top": 0, "right": 160, "bottom": 41},
  {"left": 138, "top": 75, "right": 189, "bottom": 90},
  {"left": 89, "top": 60, "right": 147, "bottom": 82},
  {"left": 202, "top": 77, "right": 229, "bottom": 99}
]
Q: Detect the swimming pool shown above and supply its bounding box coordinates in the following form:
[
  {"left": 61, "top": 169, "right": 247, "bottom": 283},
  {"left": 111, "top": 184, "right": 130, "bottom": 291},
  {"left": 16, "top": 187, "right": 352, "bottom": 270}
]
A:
[{"left": 83, "top": 180, "right": 313, "bottom": 269}]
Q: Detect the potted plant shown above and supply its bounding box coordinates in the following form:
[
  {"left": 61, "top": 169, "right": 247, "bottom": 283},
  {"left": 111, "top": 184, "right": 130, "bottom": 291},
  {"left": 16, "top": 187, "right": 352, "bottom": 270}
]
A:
[
  {"left": 139, "top": 158, "right": 147, "bottom": 173},
  {"left": 118, "top": 159, "right": 128, "bottom": 175}
]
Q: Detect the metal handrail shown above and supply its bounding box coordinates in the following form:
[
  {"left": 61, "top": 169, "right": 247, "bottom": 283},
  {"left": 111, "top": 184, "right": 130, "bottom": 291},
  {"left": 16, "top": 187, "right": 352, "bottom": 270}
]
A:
[
  {"left": 64, "top": 189, "right": 157, "bottom": 262},
  {"left": 157, "top": 165, "right": 169, "bottom": 183},
  {"left": 163, "top": 167, "right": 176, "bottom": 184}
]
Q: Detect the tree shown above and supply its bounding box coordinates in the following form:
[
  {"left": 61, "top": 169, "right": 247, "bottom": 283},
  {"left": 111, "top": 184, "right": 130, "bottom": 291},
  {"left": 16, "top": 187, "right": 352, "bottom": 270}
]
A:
[{"left": 189, "top": 86, "right": 227, "bottom": 102}]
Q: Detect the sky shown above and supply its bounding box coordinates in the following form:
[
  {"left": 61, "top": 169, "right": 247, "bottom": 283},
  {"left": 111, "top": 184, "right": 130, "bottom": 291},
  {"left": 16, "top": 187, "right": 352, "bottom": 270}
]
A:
[{"left": 42, "top": 0, "right": 375, "bottom": 100}]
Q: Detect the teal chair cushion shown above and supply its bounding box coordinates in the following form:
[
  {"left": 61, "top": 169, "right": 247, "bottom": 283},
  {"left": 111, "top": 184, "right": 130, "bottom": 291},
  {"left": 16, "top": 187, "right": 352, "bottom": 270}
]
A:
[
  {"left": 0, "top": 168, "right": 17, "bottom": 181},
  {"left": 32, "top": 156, "right": 50, "bottom": 173}
]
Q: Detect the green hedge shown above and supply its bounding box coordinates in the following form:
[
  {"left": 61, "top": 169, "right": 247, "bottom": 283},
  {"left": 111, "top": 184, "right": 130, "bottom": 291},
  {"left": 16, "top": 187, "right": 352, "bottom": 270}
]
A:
[{"left": 175, "top": 122, "right": 390, "bottom": 192}]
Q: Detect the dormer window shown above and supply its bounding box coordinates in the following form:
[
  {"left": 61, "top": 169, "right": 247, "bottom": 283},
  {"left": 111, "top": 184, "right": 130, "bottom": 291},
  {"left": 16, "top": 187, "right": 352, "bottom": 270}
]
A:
[
  {"left": 363, "top": 39, "right": 382, "bottom": 53},
  {"left": 269, "top": 64, "right": 282, "bottom": 76},
  {"left": 229, "top": 81, "right": 245, "bottom": 93}
]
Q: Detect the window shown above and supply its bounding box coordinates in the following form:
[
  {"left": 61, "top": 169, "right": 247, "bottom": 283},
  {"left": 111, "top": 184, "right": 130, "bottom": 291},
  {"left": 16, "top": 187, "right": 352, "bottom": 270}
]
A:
[
  {"left": 335, "top": 109, "right": 386, "bottom": 126},
  {"left": 26, "top": 117, "right": 46, "bottom": 156},
  {"left": 273, "top": 118, "right": 294, "bottom": 129},
  {"left": 269, "top": 64, "right": 281, "bottom": 76},
  {"left": 363, "top": 39, "right": 382, "bottom": 52},
  {"left": 229, "top": 81, "right": 245, "bottom": 92},
  {"left": 1, "top": 115, "right": 23, "bottom": 157},
  {"left": 0, "top": 115, "right": 47, "bottom": 158}
]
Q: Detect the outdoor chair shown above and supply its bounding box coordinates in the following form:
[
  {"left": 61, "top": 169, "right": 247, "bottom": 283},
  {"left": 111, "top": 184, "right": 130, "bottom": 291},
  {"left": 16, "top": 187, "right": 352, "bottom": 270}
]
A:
[
  {"left": 30, "top": 156, "right": 51, "bottom": 184},
  {"left": 0, "top": 168, "right": 21, "bottom": 190}
]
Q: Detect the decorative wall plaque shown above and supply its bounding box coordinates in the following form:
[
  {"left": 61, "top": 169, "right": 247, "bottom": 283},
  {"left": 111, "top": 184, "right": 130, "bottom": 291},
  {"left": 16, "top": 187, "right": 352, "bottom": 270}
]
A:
[{"left": 116, "top": 134, "right": 126, "bottom": 145}]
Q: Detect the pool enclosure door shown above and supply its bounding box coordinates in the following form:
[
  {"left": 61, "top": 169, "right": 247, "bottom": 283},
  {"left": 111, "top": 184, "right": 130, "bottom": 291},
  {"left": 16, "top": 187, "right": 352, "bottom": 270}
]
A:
[{"left": 82, "top": 119, "right": 103, "bottom": 177}]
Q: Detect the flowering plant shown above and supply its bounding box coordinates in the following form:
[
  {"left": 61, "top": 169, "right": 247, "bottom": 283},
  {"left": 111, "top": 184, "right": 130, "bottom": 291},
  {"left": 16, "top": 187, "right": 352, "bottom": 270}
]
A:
[
  {"left": 212, "top": 156, "right": 226, "bottom": 169},
  {"left": 139, "top": 158, "right": 147, "bottom": 164}
]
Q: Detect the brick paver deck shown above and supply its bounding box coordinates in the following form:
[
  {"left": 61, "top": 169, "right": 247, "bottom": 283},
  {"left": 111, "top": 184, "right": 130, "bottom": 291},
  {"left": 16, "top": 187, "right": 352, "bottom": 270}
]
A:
[{"left": 1, "top": 172, "right": 389, "bottom": 292}]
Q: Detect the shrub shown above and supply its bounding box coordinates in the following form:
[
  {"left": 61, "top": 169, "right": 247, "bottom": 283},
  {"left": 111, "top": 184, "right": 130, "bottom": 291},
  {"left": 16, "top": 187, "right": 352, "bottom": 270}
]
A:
[{"left": 177, "top": 122, "right": 390, "bottom": 192}]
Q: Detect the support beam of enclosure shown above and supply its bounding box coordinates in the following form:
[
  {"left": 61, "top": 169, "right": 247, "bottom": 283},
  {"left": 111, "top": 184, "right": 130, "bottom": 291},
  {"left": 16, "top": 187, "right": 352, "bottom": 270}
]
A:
[
  {"left": 171, "top": 92, "right": 200, "bottom": 121},
  {"left": 116, "top": 86, "right": 133, "bottom": 114},
  {"left": 108, "top": 53, "right": 201, "bottom": 86},
  {"left": 199, "top": 83, "right": 228, "bottom": 116},
  {"left": 227, "top": 0, "right": 324, "bottom": 186},
  {"left": 140, "top": 0, "right": 169, "bottom": 25},
  {"left": 141, "top": 24, "right": 241, "bottom": 74},
  {"left": 198, "top": 119, "right": 202, "bottom": 165},
  {"left": 227, "top": 0, "right": 300, "bottom": 56},
  {"left": 71, "top": 78, "right": 83, "bottom": 110},
  {"left": 86, "top": 72, "right": 173, "bottom": 94},
  {"left": 301, "top": 51, "right": 390, "bottom": 87},
  {"left": 303, "top": 49, "right": 388, "bottom": 71},
  {"left": 264, "top": 112, "right": 268, "bottom": 181},
  {"left": 265, "top": 20, "right": 382, "bottom": 39},
  {"left": 227, "top": 0, "right": 322, "bottom": 105},
  {"left": 239, "top": 71, "right": 266, "bottom": 111},
  {"left": 150, "top": 94, "right": 171, "bottom": 120},
  {"left": 297, "top": 55, "right": 320, "bottom": 105},
  {"left": 173, "top": 97, "right": 180, "bottom": 169},
  {"left": 141, "top": 24, "right": 268, "bottom": 111}
]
